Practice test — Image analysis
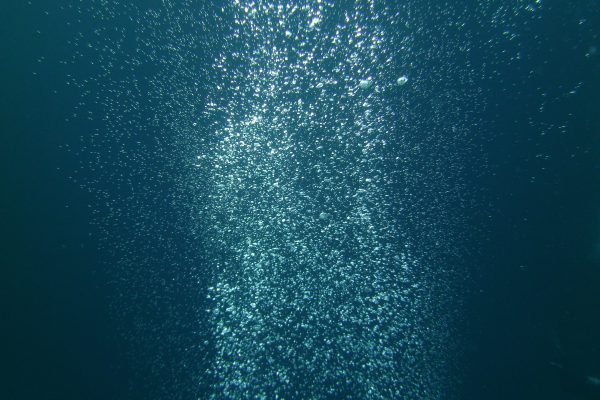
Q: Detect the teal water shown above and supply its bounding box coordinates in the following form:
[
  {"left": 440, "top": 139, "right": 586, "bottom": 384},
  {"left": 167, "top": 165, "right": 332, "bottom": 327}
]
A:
[{"left": 2, "top": 1, "right": 599, "bottom": 399}]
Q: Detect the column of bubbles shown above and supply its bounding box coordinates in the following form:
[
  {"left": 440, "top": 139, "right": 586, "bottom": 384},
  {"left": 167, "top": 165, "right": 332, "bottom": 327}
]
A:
[
  {"left": 59, "top": 0, "right": 501, "bottom": 397},
  {"left": 200, "top": 1, "right": 450, "bottom": 399}
]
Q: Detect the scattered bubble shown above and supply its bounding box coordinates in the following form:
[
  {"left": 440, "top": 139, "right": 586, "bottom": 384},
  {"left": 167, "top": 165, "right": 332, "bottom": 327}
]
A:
[
  {"left": 397, "top": 75, "right": 409, "bottom": 86},
  {"left": 358, "top": 78, "right": 373, "bottom": 90}
]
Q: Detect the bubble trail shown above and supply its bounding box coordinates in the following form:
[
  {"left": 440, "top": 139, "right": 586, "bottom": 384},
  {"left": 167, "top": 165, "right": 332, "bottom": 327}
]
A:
[
  {"left": 60, "top": 0, "right": 494, "bottom": 398},
  {"left": 197, "top": 2, "right": 466, "bottom": 399}
]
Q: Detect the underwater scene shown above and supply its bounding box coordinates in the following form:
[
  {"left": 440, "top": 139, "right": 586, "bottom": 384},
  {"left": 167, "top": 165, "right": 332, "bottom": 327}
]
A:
[{"left": 2, "top": 0, "right": 599, "bottom": 399}]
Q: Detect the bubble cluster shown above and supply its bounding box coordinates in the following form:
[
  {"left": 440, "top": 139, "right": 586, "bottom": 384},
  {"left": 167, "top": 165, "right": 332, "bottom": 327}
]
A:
[
  {"left": 53, "top": 0, "right": 518, "bottom": 398},
  {"left": 199, "top": 2, "right": 465, "bottom": 399}
]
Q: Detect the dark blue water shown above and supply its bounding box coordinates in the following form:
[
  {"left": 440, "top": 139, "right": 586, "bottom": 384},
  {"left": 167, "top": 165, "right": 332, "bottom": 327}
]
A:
[
  {"left": 2, "top": 1, "right": 598, "bottom": 399},
  {"left": 464, "top": 3, "right": 600, "bottom": 398}
]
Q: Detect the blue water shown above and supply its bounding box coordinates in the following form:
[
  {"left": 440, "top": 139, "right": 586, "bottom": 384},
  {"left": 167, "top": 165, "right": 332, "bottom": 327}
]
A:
[{"left": 2, "top": 1, "right": 599, "bottom": 399}]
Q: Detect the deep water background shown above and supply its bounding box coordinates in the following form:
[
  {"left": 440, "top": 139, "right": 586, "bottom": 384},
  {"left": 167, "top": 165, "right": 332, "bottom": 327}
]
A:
[
  {"left": 1, "top": 1, "right": 598, "bottom": 399},
  {"left": 464, "top": 2, "right": 600, "bottom": 398},
  {"left": 0, "top": 2, "right": 129, "bottom": 399}
]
